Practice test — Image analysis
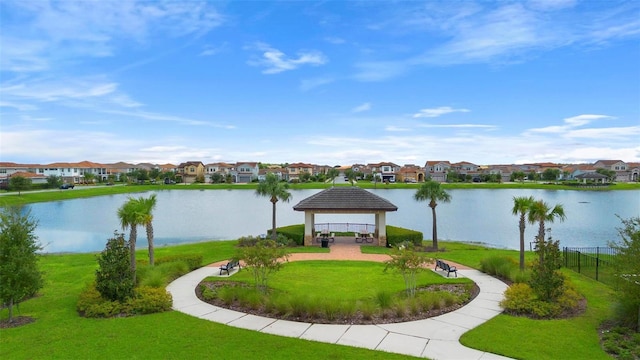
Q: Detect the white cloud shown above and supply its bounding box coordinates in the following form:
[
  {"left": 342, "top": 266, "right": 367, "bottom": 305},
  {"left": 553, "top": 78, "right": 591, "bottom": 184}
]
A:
[
  {"left": 103, "top": 109, "right": 236, "bottom": 128},
  {"left": 300, "top": 77, "right": 335, "bottom": 91},
  {"left": 385, "top": 126, "right": 410, "bottom": 132},
  {"left": 352, "top": 61, "right": 408, "bottom": 82},
  {"left": 413, "top": 106, "right": 470, "bottom": 118},
  {"left": 247, "top": 42, "right": 327, "bottom": 74},
  {"left": 528, "top": 114, "right": 615, "bottom": 134},
  {"left": 0, "top": 101, "right": 37, "bottom": 111},
  {"left": 418, "top": 123, "right": 497, "bottom": 129},
  {"left": 351, "top": 103, "right": 372, "bottom": 113}
]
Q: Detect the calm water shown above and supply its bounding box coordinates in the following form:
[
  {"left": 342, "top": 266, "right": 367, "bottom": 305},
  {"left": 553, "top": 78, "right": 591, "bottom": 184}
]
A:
[{"left": 26, "top": 189, "right": 640, "bottom": 253}]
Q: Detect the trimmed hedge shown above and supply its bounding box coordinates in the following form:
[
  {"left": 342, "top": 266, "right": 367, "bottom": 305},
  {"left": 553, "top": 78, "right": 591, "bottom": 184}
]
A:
[
  {"left": 269, "top": 224, "right": 304, "bottom": 246},
  {"left": 386, "top": 225, "right": 423, "bottom": 247},
  {"left": 155, "top": 254, "right": 203, "bottom": 270}
]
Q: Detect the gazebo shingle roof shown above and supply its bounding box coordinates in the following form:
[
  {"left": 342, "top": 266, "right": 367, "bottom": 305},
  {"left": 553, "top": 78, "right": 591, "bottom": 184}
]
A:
[{"left": 293, "top": 187, "right": 398, "bottom": 212}]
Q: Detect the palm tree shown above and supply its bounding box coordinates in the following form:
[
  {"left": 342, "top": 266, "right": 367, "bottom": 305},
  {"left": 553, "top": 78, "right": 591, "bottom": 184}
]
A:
[
  {"left": 527, "top": 200, "right": 566, "bottom": 264},
  {"left": 138, "top": 194, "right": 158, "bottom": 266},
  {"left": 414, "top": 181, "right": 451, "bottom": 251},
  {"left": 256, "top": 173, "right": 292, "bottom": 240},
  {"left": 512, "top": 196, "right": 535, "bottom": 271},
  {"left": 117, "top": 198, "right": 145, "bottom": 283}
]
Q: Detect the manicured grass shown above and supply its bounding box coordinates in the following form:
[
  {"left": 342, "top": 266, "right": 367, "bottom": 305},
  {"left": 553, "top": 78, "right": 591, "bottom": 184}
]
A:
[
  {"left": 212, "top": 260, "right": 470, "bottom": 302},
  {"left": 1, "top": 240, "right": 619, "bottom": 359},
  {"left": 461, "top": 271, "right": 615, "bottom": 360},
  {"left": 0, "top": 242, "right": 411, "bottom": 360}
]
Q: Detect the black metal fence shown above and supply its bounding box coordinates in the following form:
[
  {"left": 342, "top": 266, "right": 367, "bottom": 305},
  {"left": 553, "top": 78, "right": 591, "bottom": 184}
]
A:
[{"left": 563, "top": 247, "right": 619, "bottom": 287}]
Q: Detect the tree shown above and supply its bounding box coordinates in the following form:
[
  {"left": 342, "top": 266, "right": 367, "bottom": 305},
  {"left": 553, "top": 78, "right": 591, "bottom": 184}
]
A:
[
  {"left": 149, "top": 168, "right": 161, "bottom": 182},
  {"left": 542, "top": 168, "right": 560, "bottom": 182},
  {"left": 236, "top": 239, "right": 290, "bottom": 293},
  {"left": 138, "top": 194, "right": 158, "bottom": 266},
  {"left": 0, "top": 206, "right": 43, "bottom": 323},
  {"left": 609, "top": 216, "right": 640, "bottom": 331},
  {"left": 46, "top": 175, "right": 62, "bottom": 189},
  {"left": 384, "top": 242, "right": 431, "bottom": 297},
  {"left": 9, "top": 175, "right": 31, "bottom": 195},
  {"left": 210, "top": 173, "right": 223, "bottom": 184},
  {"left": 256, "top": 173, "right": 291, "bottom": 240},
  {"left": 326, "top": 168, "right": 339, "bottom": 185},
  {"left": 596, "top": 168, "right": 616, "bottom": 182},
  {"left": 527, "top": 200, "right": 566, "bottom": 264},
  {"left": 117, "top": 197, "right": 145, "bottom": 283},
  {"left": 414, "top": 180, "right": 451, "bottom": 251},
  {"left": 83, "top": 172, "right": 96, "bottom": 184},
  {"left": 95, "top": 231, "right": 134, "bottom": 302},
  {"left": 529, "top": 233, "right": 564, "bottom": 301},
  {"left": 512, "top": 196, "right": 535, "bottom": 271}
]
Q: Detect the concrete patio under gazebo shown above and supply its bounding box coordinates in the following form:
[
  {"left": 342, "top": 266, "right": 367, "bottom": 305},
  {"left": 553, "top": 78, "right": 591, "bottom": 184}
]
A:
[{"left": 292, "top": 187, "right": 398, "bottom": 246}]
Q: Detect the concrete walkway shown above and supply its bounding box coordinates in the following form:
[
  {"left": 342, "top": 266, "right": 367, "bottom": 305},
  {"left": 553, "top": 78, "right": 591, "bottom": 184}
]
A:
[{"left": 167, "top": 244, "right": 512, "bottom": 360}]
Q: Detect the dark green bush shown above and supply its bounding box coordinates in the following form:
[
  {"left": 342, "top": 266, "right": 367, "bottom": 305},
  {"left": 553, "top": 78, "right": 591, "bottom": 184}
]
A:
[
  {"left": 501, "top": 281, "right": 583, "bottom": 319},
  {"left": 270, "top": 224, "right": 304, "bottom": 246},
  {"left": 95, "top": 232, "right": 134, "bottom": 302},
  {"left": 77, "top": 284, "right": 172, "bottom": 318},
  {"left": 386, "top": 225, "right": 423, "bottom": 247}
]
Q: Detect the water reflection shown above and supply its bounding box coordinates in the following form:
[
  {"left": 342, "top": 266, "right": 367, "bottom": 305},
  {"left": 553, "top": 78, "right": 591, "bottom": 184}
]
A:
[{"left": 26, "top": 188, "right": 639, "bottom": 253}]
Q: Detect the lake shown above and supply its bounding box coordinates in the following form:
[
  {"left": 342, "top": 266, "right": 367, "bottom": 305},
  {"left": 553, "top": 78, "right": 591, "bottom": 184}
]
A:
[{"left": 26, "top": 188, "right": 640, "bottom": 253}]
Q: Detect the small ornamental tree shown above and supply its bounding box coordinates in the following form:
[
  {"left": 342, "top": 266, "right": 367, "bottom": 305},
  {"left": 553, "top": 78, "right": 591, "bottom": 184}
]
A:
[
  {"left": 46, "top": 175, "right": 62, "bottom": 189},
  {"left": 236, "top": 239, "right": 290, "bottom": 293},
  {"left": 529, "top": 234, "right": 565, "bottom": 302},
  {"left": 384, "top": 242, "right": 432, "bottom": 297},
  {"left": 9, "top": 175, "right": 31, "bottom": 195},
  {"left": 95, "top": 231, "right": 134, "bottom": 302},
  {"left": 0, "top": 206, "right": 43, "bottom": 323}
]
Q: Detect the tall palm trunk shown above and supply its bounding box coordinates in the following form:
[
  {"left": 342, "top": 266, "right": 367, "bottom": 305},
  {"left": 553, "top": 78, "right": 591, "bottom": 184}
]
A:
[
  {"left": 129, "top": 226, "right": 137, "bottom": 284},
  {"left": 537, "top": 220, "right": 546, "bottom": 265},
  {"left": 430, "top": 201, "right": 438, "bottom": 251},
  {"left": 271, "top": 197, "right": 277, "bottom": 240},
  {"left": 146, "top": 223, "right": 154, "bottom": 266},
  {"left": 519, "top": 214, "right": 526, "bottom": 271}
]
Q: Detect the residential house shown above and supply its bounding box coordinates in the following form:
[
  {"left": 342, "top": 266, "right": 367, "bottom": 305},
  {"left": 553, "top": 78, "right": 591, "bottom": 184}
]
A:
[
  {"left": 424, "top": 161, "right": 451, "bottom": 182},
  {"left": 397, "top": 164, "right": 425, "bottom": 182},
  {"left": 177, "top": 161, "right": 205, "bottom": 184},
  {"left": 368, "top": 162, "right": 400, "bottom": 183},
  {"left": 286, "top": 162, "right": 314, "bottom": 182},
  {"left": 484, "top": 165, "right": 514, "bottom": 183},
  {"left": 594, "top": 160, "right": 631, "bottom": 182},
  {"left": 257, "top": 167, "right": 285, "bottom": 181},
  {"left": 235, "top": 162, "right": 260, "bottom": 183}
]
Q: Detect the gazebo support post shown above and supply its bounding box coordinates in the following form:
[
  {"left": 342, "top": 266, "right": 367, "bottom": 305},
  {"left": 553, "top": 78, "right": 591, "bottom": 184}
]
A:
[{"left": 303, "top": 211, "right": 315, "bottom": 246}]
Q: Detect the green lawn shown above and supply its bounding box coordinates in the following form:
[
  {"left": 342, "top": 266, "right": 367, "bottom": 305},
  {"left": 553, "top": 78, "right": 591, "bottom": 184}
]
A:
[{"left": 1, "top": 240, "right": 618, "bottom": 359}]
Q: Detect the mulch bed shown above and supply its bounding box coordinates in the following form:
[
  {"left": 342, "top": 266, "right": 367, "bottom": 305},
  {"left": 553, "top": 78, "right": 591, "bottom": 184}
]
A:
[
  {"left": 197, "top": 281, "right": 480, "bottom": 325},
  {"left": 0, "top": 316, "right": 36, "bottom": 329}
]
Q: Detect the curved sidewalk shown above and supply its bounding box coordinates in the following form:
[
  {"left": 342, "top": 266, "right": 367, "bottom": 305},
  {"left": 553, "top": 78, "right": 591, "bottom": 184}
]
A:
[{"left": 167, "top": 245, "right": 512, "bottom": 360}]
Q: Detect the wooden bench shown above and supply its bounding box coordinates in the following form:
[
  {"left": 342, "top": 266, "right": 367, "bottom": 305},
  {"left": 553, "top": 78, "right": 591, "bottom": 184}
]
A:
[
  {"left": 434, "top": 259, "right": 458, "bottom": 278},
  {"left": 219, "top": 260, "right": 241, "bottom": 275}
]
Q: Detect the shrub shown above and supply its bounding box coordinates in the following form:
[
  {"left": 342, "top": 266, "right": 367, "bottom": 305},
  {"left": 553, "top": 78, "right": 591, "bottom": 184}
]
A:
[
  {"left": 480, "top": 256, "right": 518, "bottom": 281},
  {"left": 501, "top": 283, "right": 535, "bottom": 314},
  {"left": 375, "top": 290, "right": 394, "bottom": 309},
  {"left": 270, "top": 224, "right": 304, "bottom": 246},
  {"left": 386, "top": 225, "right": 423, "bottom": 247},
  {"left": 95, "top": 232, "right": 134, "bottom": 302},
  {"left": 127, "top": 286, "right": 172, "bottom": 314}
]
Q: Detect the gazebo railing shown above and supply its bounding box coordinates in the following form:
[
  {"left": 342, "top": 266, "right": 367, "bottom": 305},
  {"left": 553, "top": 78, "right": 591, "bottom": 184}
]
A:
[{"left": 314, "top": 223, "right": 374, "bottom": 234}]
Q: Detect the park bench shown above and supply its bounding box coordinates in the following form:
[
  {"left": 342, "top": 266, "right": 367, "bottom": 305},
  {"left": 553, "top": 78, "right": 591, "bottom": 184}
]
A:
[
  {"left": 434, "top": 259, "right": 458, "bottom": 278},
  {"left": 219, "top": 259, "right": 241, "bottom": 276}
]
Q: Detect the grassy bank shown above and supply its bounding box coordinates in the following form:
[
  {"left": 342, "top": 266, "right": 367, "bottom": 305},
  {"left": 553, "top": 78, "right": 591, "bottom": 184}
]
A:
[
  {"left": 2, "top": 181, "right": 638, "bottom": 206},
  {"left": 1, "top": 240, "right": 616, "bottom": 359}
]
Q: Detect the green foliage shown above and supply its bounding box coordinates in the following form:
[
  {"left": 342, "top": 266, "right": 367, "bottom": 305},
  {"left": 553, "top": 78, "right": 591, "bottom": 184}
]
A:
[
  {"left": 271, "top": 224, "right": 304, "bottom": 246},
  {"left": 601, "top": 326, "right": 640, "bottom": 359},
  {"left": 236, "top": 239, "right": 290, "bottom": 292},
  {"left": 8, "top": 175, "right": 32, "bottom": 194},
  {"left": 480, "top": 256, "right": 518, "bottom": 281},
  {"left": 0, "top": 206, "right": 43, "bottom": 322},
  {"left": 414, "top": 180, "right": 452, "bottom": 250},
  {"left": 256, "top": 173, "right": 292, "bottom": 240},
  {"left": 95, "top": 231, "right": 134, "bottom": 302},
  {"left": 502, "top": 278, "right": 582, "bottom": 319},
  {"left": 77, "top": 284, "right": 171, "bottom": 317},
  {"left": 529, "top": 235, "right": 565, "bottom": 301},
  {"left": 384, "top": 242, "right": 431, "bottom": 297},
  {"left": 46, "top": 175, "right": 62, "bottom": 189},
  {"left": 385, "top": 225, "right": 423, "bottom": 247},
  {"left": 609, "top": 216, "right": 640, "bottom": 331}
]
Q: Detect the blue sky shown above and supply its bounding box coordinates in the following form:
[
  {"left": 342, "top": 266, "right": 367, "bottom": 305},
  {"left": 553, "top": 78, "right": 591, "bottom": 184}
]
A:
[{"left": 1, "top": 0, "right": 639, "bottom": 166}]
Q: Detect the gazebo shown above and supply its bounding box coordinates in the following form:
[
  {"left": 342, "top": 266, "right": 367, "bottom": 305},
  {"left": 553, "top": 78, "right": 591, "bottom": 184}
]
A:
[
  {"left": 293, "top": 187, "right": 398, "bottom": 246},
  {"left": 575, "top": 172, "right": 609, "bottom": 184}
]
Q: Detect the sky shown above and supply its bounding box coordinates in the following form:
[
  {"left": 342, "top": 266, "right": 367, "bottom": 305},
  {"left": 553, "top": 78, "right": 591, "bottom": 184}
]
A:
[{"left": 1, "top": 0, "right": 639, "bottom": 167}]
